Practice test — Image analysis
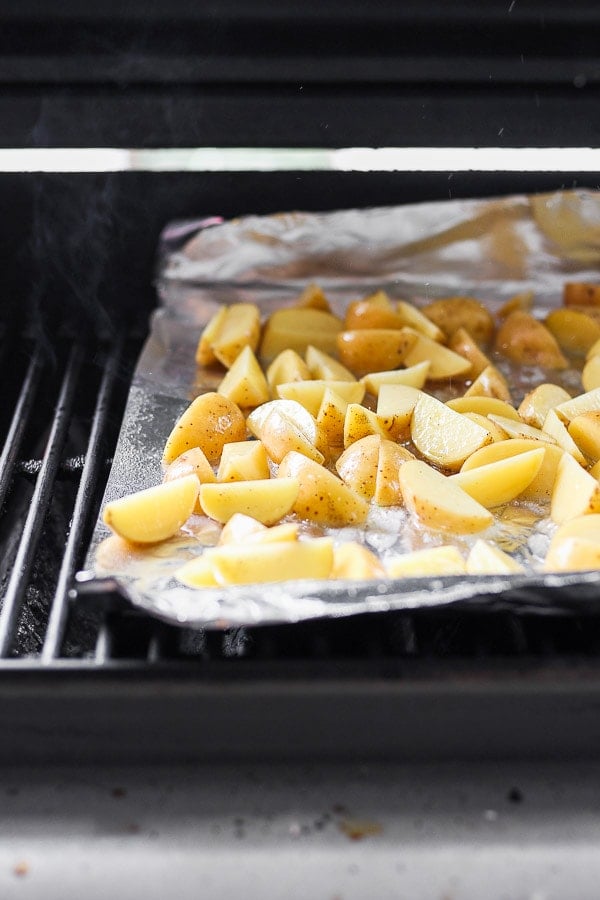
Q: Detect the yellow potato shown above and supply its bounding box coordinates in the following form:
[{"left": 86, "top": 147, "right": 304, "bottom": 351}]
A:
[
  {"left": 487, "top": 414, "right": 557, "bottom": 444},
  {"left": 545, "top": 308, "right": 600, "bottom": 355},
  {"left": 199, "top": 477, "right": 299, "bottom": 525},
  {"left": 316, "top": 388, "right": 349, "bottom": 447},
  {"left": 163, "top": 447, "right": 216, "bottom": 514},
  {"left": 460, "top": 438, "right": 564, "bottom": 502},
  {"left": 335, "top": 435, "right": 382, "bottom": 500},
  {"left": 568, "top": 411, "right": 600, "bottom": 462},
  {"left": 374, "top": 440, "right": 415, "bottom": 506},
  {"left": 208, "top": 538, "right": 334, "bottom": 585},
  {"left": 247, "top": 399, "right": 325, "bottom": 465},
  {"left": 217, "top": 345, "right": 270, "bottom": 408},
  {"left": 196, "top": 303, "right": 261, "bottom": 369},
  {"left": 402, "top": 329, "right": 472, "bottom": 380},
  {"left": 545, "top": 536, "right": 600, "bottom": 572},
  {"left": 411, "top": 393, "right": 492, "bottom": 471},
  {"left": 259, "top": 308, "right": 343, "bottom": 363},
  {"left": 103, "top": 474, "right": 199, "bottom": 544},
  {"left": 295, "top": 283, "right": 331, "bottom": 311},
  {"left": 343, "top": 404, "right": 390, "bottom": 448},
  {"left": 217, "top": 512, "right": 268, "bottom": 545},
  {"left": 463, "top": 365, "right": 511, "bottom": 402},
  {"left": 163, "top": 393, "right": 246, "bottom": 465},
  {"left": 586, "top": 337, "right": 600, "bottom": 360},
  {"left": 555, "top": 386, "right": 600, "bottom": 423},
  {"left": 498, "top": 290, "right": 534, "bottom": 319},
  {"left": 398, "top": 460, "right": 494, "bottom": 533},
  {"left": 495, "top": 311, "right": 568, "bottom": 369},
  {"left": 447, "top": 397, "right": 520, "bottom": 420},
  {"left": 217, "top": 440, "right": 270, "bottom": 482},
  {"left": 466, "top": 540, "right": 524, "bottom": 575},
  {"left": 336, "top": 328, "right": 417, "bottom": 376},
  {"left": 276, "top": 380, "right": 364, "bottom": 416},
  {"left": 422, "top": 296, "right": 495, "bottom": 344},
  {"left": 448, "top": 327, "right": 490, "bottom": 378},
  {"left": 582, "top": 356, "right": 600, "bottom": 392},
  {"left": 395, "top": 300, "right": 445, "bottom": 342},
  {"left": 305, "top": 345, "right": 356, "bottom": 382},
  {"left": 345, "top": 292, "right": 405, "bottom": 330},
  {"left": 550, "top": 514, "right": 600, "bottom": 543},
  {"left": 176, "top": 554, "right": 220, "bottom": 588},
  {"left": 563, "top": 282, "right": 600, "bottom": 307},
  {"left": 386, "top": 545, "right": 467, "bottom": 577},
  {"left": 376, "top": 384, "right": 422, "bottom": 441},
  {"left": 462, "top": 413, "right": 507, "bottom": 442},
  {"left": 195, "top": 307, "right": 227, "bottom": 367},
  {"left": 266, "top": 349, "right": 312, "bottom": 391},
  {"left": 278, "top": 451, "right": 369, "bottom": 526},
  {"left": 518, "top": 383, "right": 572, "bottom": 429},
  {"left": 331, "top": 542, "right": 386, "bottom": 580},
  {"left": 360, "top": 361, "right": 430, "bottom": 396},
  {"left": 550, "top": 452, "right": 600, "bottom": 524},
  {"left": 542, "top": 409, "right": 587, "bottom": 465},
  {"left": 450, "top": 448, "right": 545, "bottom": 508}
]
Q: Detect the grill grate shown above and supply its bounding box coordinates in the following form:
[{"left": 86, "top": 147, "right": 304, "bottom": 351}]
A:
[{"left": 3, "top": 325, "right": 600, "bottom": 670}]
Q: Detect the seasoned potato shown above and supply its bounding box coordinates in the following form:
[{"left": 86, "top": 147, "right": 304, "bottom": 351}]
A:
[
  {"left": 247, "top": 399, "right": 326, "bottom": 465},
  {"left": 550, "top": 452, "right": 600, "bottom": 524},
  {"left": 266, "top": 348, "right": 312, "bottom": 391},
  {"left": 495, "top": 311, "right": 568, "bottom": 369},
  {"left": 518, "top": 383, "right": 572, "bottom": 429},
  {"left": 422, "top": 296, "right": 495, "bottom": 344},
  {"left": 447, "top": 396, "right": 520, "bottom": 420},
  {"left": 200, "top": 477, "right": 299, "bottom": 525},
  {"left": 568, "top": 411, "right": 600, "bottom": 463},
  {"left": 217, "top": 440, "right": 270, "bottom": 482},
  {"left": 545, "top": 308, "right": 600, "bottom": 355},
  {"left": 218, "top": 514, "right": 298, "bottom": 546},
  {"left": 411, "top": 393, "right": 492, "bottom": 471},
  {"left": 335, "top": 435, "right": 382, "bottom": 500},
  {"left": 555, "top": 387, "right": 600, "bottom": 423},
  {"left": 336, "top": 328, "right": 417, "bottom": 376},
  {"left": 395, "top": 300, "right": 445, "bottom": 342},
  {"left": 196, "top": 307, "right": 227, "bottom": 367},
  {"left": 259, "top": 308, "right": 343, "bottom": 363},
  {"left": 196, "top": 303, "right": 261, "bottom": 369},
  {"left": 376, "top": 384, "right": 422, "bottom": 441},
  {"left": 448, "top": 327, "right": 491, "bottom": 379},
  {"left": 361, "top": 361, "right": 430, "bottom": 396},
  {"left": 401, "top": 329, "right": 472, "bottom": 380},
  {"left": 187, "top": 538, "right": 334, "bottom": 586},
  {"left": 582, "top": 356, "right": 600, "bottom": 392},
  {"left": 295, "top": 283, "right": 331, "bottom": 311},
  {"left": 163, "top": 393, "right": 247, "bottom": 465},
  {"left": 497, "top": 290, "right": 534, "bottom": 320},
  {"left": 217, "top": 345, "right": 270, "bottom": 408},
  {"left": 374, "top": 440, "right": 415, "bottom": 506},
  {"left": 276, "top": 379, "right": 364, "bottom": 416},
  {"left": 398, "top": 460, "right": 494, "bottom": 534},
  {"left": 278, "top": 451, "right": 369, "bottom": 526},
  {"left": 343, "top": 404, "right": 389, "bottom": 448},
  {"left": 305, "top": 345, "right": 356, "bottom": 382},
  {"left": 461, "top": 439, "right": 564, "bottom": 502},
  {"left": 450, "top": 448, "right": 545, "bottom": 508},
  {"left": 487, "top": 414, "right": 557, "bottom": 444},
  {"left": 563, "top": 282, "right": 600, "bottom": 307},
  {"left": 316, "top": 387, "right": 350, "bottom": 447},
  {"left": 345, "top": 293, "right": 405, "bottom": 330},
  {"left": 545, "top": 516, "right": 600, "bottom": 570},
  {"left": 175, "top": 554, "right": 219, "bottom": 588},
  {"left": 386, "top": 545, "right": 466, "bottom": 578},
  {"left": 331, "top": 542, "right": 386, "bottom": 580},
  {"left": 466, "top": 540, "right": 524, "bottom": 575},
  {"left": 542, "top": 409, "right": 587, "bottom": 465},
  {"left": 462, "top": 413, "right": 507, "bottom": 442},
  {"left": 163, "top": 446, "right": 216, "bottom": 514},
  {"left": 463, "top": 364, "right": 511, "bottom": 401},
  {"left": 103, "top": 475, "right": 199, "bottom": 544}
]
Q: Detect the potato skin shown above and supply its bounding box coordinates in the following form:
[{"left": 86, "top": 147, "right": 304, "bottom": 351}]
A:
[
  {"left": 422, "top": 297, "right": 495, "bottom": 345},
  {"left": 495, "top": 311, "right": 568, "bottom": 369},
  {"left": 163, "top": 393, "right": 247, "bottom": 465}
]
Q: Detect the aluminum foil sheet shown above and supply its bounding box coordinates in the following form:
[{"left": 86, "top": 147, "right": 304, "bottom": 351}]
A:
[{"left": 79, "top": 189, "right": 600, "bottom": 628}]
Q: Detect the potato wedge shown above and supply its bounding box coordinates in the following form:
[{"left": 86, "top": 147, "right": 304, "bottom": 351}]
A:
[
  {"left": 103, "top": 475, "right": 200, "bottom": 545},
  {"left": 568, "top": 412, "right": 600, "bottom": 463},
  {"left": 316, "top": 387, "right": 349, "bottom": 447},
  {"left": 217, "top": 440, "right": 270, "bottom": 482},
  {"left": 386, "top": 545, "right": 467, "bottom": 578},
  {"left": 295, "top": 283, "right": 331, "bottom": 311},
  {"left": 542, "top": 409, "right": 587, "bottom": 465},
  {"left": 331, "top": 542, "right": 386, "bottom": 580},
  {"left": 305, "top": 345, "right": 356, "bottom": 382},
  {"left": 518, "top": 383, "right": 572, "bottom": 429},
  {"left": 335, "top": 435, "right": 382, "bottom": 500},
  {"left": 207, "top": 538, "right": 334, "bottom": 585},
  {"left": 462, "top": 413, "right": 507, "bottom": 442},
  {"left": 336, "top": 328, "right": 417, "bottom": 376},
  {"left": 195, "top": 307, "right": 227, "bottom": 367},
  {"left": 398, "top": 460, "right": 494, "bottom": 533},
  {"left": 374, "top": 440, "right": 415, "bottom": 506},
  {"left": 199, "top": 477, "right": 299, "bottom": 525},
  {"left": 266, "top": 349, "right": 312, "bottom": 391},
  {"left": 247, "top": 399, "right": 325, "bottom": 465},
  {"left": 278, "top": 451, "right": 369, "bottom": 526},
  {"left": 495, "top": 311, "right": 568, "bottom": 369},
  {"left": 487, "top": 414, "right": 557, "bottom": 444},
  {"left": 402, "top": 329, "right": 472, "bottom": 380},
  {"left": 276, "top": 379, "right": 364, "bottom": 416},
  {"left": 411, "top": 393, "right": 492, "bottom": 471},
  {"left": 460, "top": 438, "right": 564, "bottom": 502},
  {"left": 497, "top": 290, "right": 534, "bottom": 319},
  {"left": 422, "top": 296, "right": 495, "bottom": 344},
  {"left": 259, "top": 308, "right": 343, "bottom": 363},
  {"left": 450, "top": 448, "right": 545, "bottom": 508},
  {"left": 463, "top": 364, "right": 511, "bottom": 401},
  {"left": 582, "top": 356, "right": 600, "bottom": 392},
  {"left": 554, "top": 386, "right": 600, "bottom": 423},
  {"left": 447, "top": 397, "right": 520, "bottom": 420},
  {"left": 550, "top": 452, "right": 600, "bottom": 524},
  {"left": 217, "top": 512, "right": 268, "bottom": 545},
  {"left": 197, "top": 303, "right": 261, "bottom": 369},
  {"left": 448, "top": 327, "right": 490, "bottom": 378},
  {"left": 163, "top": 393, "right": 247, "bottom": 465},
  {"left": 360, "top": 361, "right": 430, "bottom": 396},
  {"left": 395, "top": 300, "right": 445, "bottom": 342},
  {"left": 176, "top": 554, "right": 220, "bottom": 588},
  {"left": 466, "top": 540, "right": 524, "bottom": 575},
  {"left": 343, "top": 404, "right": 390, "bottom": 448},
  {"left": 544, "top": 536, "right": 600, "bottom": 572},
  {"left": 345, "top": 292, "right": 405, "bottom": 330},
  {"left": 217, "top": 345, "right": 270, "bottom": 408},
  {"left": 376, "top": 384, "right": 422, "bottom": 441},
  {"left": 163, "top": 447, "right": 216, "bottom": 514},
  {"left": 563, "top": 282, "right": 600, "bottom": 307},
  {"left": 545, "top": 308, "right": 600, "bottom": 355}
]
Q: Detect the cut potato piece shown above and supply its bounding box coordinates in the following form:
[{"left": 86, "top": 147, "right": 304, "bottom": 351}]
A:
[
  {"left": 563, "top": 282, "right": 600, "bottom": 307},
  {"left": 360, "top": 361, "right": 430, "bottom": 396},
  {"left": 450, "top": 448, "right": 545, "bottom": 508},
  {"left": 542, "top": 409, "right": 587, "bottom": 465},
  {"left": 568, "top": 412, "right": 600, "bottom": 463},
  {"left": 545, "top": 536, "right": 600, "bottom": 572},
  {"left": 518, "top": 383, "right": 572, "bottom": 429},
  {"left": 550, "top": 452, "right": 600, "bottom": 524},
  {"left": 199, "top": 478, "right": 299, "bottom": 525},
  {"left": 345, "top": 294, "right": 406, "bottom": 330},
  {"left": 331, "top": 542, "right": 386, "bottom": 580},
  {"left": 103, "top": 475, "right": 200, "bottom": 545},
  {"left": 217, "top": 345, "right": 270, "bottom": 408},
  {"left": 402, "top": 329, "right": 472, "bottom": 380},
  {"left": 336, "top": 328, "right": 417, "bottom": 376},
  {"left": 278, "top": 451, "right": 369, "bottom": 526},
  {"left": 395, "top": 300, "right": 445, "bottom": 342},
  {"left": 497, "top": 290, "right": 534, "bottom": 319},
  {"left": 208, "top": 538, "right": 334, "bottom": 585},
  {"left": 217, "top": 440, "right": 270, "bottom": 482},
  {"left": 335, "top": 435, "right": 382, "bottom": 500},
  {"left": 176, "top": 554, "right": 220, "bottom": 588},
  {"left": 316, "top": 388, "right": 349, "bottom": 447},
  {"left": 247, "top": 399, "right": 325, "bottom": 465},
  {"left": 582, "top": 356, "right": 600, "bottom": 392},
  {"left": 343, "top": 404, "right": 390, "bottom": 448},
  {"left": 545, "top": 308, "right": 600, "bottom": 355},
  {"left": 495, "top": 311, "right": 568, "bottom": 369},
  {"left": 305, "top": 345, "right": 356, "bottom": 382},
  {"left": 586, "top": 337, "right": 600, "bottom": 360},
  {"left": 259, "top": 308, "right": 343, "bottom": 363},
  {"left": 447, "top": 397, "right": 520, "bottom": 420},
  {"left": 448, "top": 327, "right": 490, "bottom": 379},
  {"left": 398, "top": 460, "right": 494, "bottom": 533},
  {"left": 466, "top": 540, "right": 524, "bottom": 575},
  {"left": 463, "top": 364, "right": 511, "bottom": 401},
  {"left": 218, "top": 513, "right": 268, "bottom": 545},
  {"left": 461, "top": 438, "right": 564, "bottom": 502},
  {"left": 196, "top": 307, "right": 227, "bottom": 367},
  {"left": 386, "top": 545, "right": 466, "bottom": 578},
  {"left": 295, "top": 283, "right": 331, "bottom": 311},
  {"left": 266, "top": 349, "right": 311, "bottom": 391},
  {"left": 462, "top": 413, "right": 507, "bottom": 442},
  {"left": 163, "top": 393, "right": 247, "bottom": 465},
  {"left": 422, "top": 296, "right": 495, "bottom": 344},
  {"left": 555, "top": 386, "right": 600, "bottom": 423},
  {"left": 411, "top": 393, "right": 492, "bottom": 471},
  {"left": 276, "top": 379, "right": 364, "bottom": 416},
  {"left": 487, "top": 414, "right": 557, "bottom": 445},
  {"left": 376, "top": 384, "right": 422, "bottom": 441},
  {"left": 550, "top": 514, "right": 600, "bottom": 543},
  {"left": 163, "top": 447, "right": 216, "bottom": 514},
  {"left": 196, "top": 303, "right": 260, "bottom": 369},
  {"left": 374, "top": 440, "right": 415, "bottom": 506}
]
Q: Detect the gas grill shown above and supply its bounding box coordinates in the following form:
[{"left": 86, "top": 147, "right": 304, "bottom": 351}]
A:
[{"left": 2, "top": 1, "right": 600, "bottom": 765}]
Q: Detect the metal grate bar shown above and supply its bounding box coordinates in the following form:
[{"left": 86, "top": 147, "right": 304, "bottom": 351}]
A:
[
  {"left": 0, "top": 347, "right": 44, "bottom": 513},
  {"left": 42, "top": 337, "right": 125, "bottom": 662},
  {"left": 94, "top": 622, "right": 112, "bottom": 664},
  {"left": 0, "top": 344, "right": 84, "bottom": 657}
]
